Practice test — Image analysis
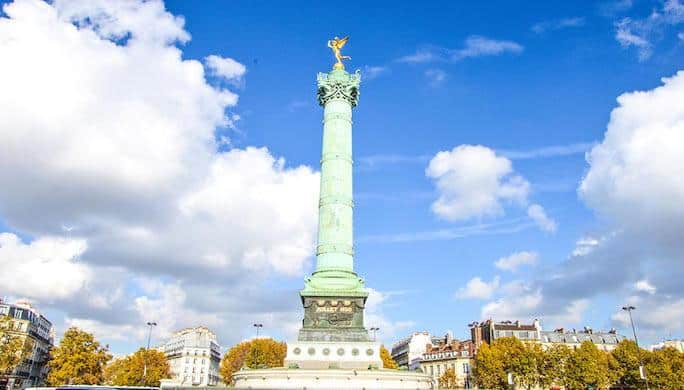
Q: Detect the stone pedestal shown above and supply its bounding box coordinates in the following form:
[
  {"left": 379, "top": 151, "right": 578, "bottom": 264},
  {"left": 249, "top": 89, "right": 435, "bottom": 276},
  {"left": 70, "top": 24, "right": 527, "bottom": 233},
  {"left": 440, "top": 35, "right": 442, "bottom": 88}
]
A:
[{"left": 233, "top": 368, "right": 433, "bottom": 390}]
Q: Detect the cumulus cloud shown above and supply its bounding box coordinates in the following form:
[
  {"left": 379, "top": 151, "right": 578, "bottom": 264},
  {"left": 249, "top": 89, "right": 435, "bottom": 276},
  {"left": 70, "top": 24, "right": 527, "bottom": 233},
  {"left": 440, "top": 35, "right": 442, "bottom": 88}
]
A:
[
  {"left": 527, "top": 204, "right": 557, "bottom": 233},
  {"left": 494, "top": 251, "right": 539, "bottom": 272},
  {"left": 0, "top": 233, "right": 92, "bottom": 300},
  {"left": 580, "top": 71, "right": 684, "bottom": 250},
  {"left": 456, "top": 276, "right": 500, "bottom": 300},
  {"left": 0, "top": 0, "right": 319, "bottom": 347},
  {"left": 205, "top": 54, "right": 247, "bottom": 82},
  {"left": 426, "top": 145, "right": 554, "bottom": 231},
  {"left": 635, "top": 280, "right": 656, "bottom": 295},
  {"left": 476, "top": 70, "right": 684, "bottom": 337}
]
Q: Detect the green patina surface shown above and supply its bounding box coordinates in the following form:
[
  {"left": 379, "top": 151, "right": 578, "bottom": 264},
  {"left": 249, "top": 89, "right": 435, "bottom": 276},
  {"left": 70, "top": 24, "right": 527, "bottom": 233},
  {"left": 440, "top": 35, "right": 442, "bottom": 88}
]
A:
[{"left": 301, "top": 68, "right": 367, "bottom": 300}]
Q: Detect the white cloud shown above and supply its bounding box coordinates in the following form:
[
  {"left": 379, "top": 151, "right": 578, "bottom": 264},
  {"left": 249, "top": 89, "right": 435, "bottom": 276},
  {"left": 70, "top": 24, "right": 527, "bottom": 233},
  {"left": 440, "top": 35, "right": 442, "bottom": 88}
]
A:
[
  {"left": 396, "top": 48, "right": 439, "bottom": 64},
  {"left": 0, "top": 233, "right": 92, "bottom": 300},
  {"left": 54, "top": 0, "right": 189, "bottom": 44},
  {"left": 426, "top": 145, "right": 553, "bottom": 227},
  {"left": 365, "top": 289, "right": 415, "bottom": 344},
  {"left": 205, "top": 54, "right": 247, "bottom": 82},
  {"left": 635, "top": 280, "right": 656, "bottom": 294},
  {"left": 451, "top": 36, "right": 523, "bottom": 61},
  {"left": 614, "top": 1, "right": 684, "bottom": 60},
  {"left": 362, "top": 65, "right": 388, "bottom": 80},
  {"left": 425, "top": 68, "right": 446, "bottom": 86},
  {"left": 0, "top": 0, "right": 319, "bottom": 348},
  {"left": 527, "top": 204, "right": 557, "bottom": 233},
  {"left": 456, "top": 276, "right": 500, "bottom": 300},
  {"left": 397, "top": 36, "right": 522, "bottom": 64},
  {"left": 580, "top": 71, "right": 684, "bottom": 251},
  {"left": 615, "top": 18, "right": 653, "bottom": 60},
  {"left": 494, "top": 251, "right": 539, "bottom": 272},
  {"left": 532, "top": 17, "right": 585, "bottom": 34}
]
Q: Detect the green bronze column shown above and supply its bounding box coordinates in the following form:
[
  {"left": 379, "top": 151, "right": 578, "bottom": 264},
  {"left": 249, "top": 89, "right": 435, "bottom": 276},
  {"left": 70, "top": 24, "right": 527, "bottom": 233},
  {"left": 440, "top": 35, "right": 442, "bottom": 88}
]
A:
[
  {"left": 300, "top": 68, "right": 366, "bottom": 297},
  {"left": 297, "top": 38, "right": 370, "bottom": 343}
]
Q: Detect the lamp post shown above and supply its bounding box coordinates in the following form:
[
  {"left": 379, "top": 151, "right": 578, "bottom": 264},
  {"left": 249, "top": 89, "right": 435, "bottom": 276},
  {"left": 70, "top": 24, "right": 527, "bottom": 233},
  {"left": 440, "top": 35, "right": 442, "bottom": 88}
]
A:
[
  {"left": 622, "top": 306, "right": 649, "bottom": 390},
  {"left": 253, "top": 323, "right": 263, "bottom": 368},
  {"left": 142, "top": 321, "right": 157, "bottom": 384},
  {"left": 369, "top": 327, "right": 380, "bottom": 342}
]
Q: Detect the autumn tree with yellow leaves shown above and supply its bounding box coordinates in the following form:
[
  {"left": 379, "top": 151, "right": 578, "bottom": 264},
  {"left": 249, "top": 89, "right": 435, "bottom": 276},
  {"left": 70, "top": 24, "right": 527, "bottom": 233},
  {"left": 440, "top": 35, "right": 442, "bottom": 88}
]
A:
[{"left": 46, "top": 327, "right": 111, "bottom": 385}]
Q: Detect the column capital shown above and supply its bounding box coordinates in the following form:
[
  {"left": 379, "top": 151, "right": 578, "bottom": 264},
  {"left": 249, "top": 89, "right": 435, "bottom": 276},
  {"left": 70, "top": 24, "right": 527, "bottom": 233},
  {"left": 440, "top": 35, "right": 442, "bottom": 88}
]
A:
[{"left": 317, "top": 69, "right": 361, "bottom": 107}]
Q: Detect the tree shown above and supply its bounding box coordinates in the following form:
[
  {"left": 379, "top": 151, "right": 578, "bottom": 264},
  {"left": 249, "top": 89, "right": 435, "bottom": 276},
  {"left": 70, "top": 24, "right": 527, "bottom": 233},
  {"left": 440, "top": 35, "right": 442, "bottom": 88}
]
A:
[
  {"left": 565, "top": 341, "right": 618, "bottom": 390},
  {"left": 380, "top": 345, "right": 398, "bottom": 369},
  {"left": 473, "top": 341, "right": 506, "bottom": 389},
  {"left": 540, "top": 343, "right": 572, "bottom": 389},
  {"left": 219, "top": 338, "right": 286, "bottom": 385},
  {"left": 612, "top": 340, "right": 644, "bottom": 388},
  {"left": 104, "top": 348, "right": 170, "bottom": 387},
  {"left": 46, "top": 327, "right": 112, "bottom": 385},
  {"left": 0, "top": 316, "right": 33, "bottom": 380},
  {"left": 438, "top": 367, "right": 458, "bottom": 389},
  {"left": 644, "top": 347, "right": 684, "bottom": 389}
]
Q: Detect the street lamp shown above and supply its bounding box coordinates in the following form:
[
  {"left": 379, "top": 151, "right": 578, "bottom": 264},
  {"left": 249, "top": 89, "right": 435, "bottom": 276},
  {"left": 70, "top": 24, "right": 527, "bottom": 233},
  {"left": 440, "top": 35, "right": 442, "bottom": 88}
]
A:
[
  {"left": 622, "top": 306, "right": 650, "bottom": 390},
  {"left": 369, "top": 327, "right": 380, "bottom": 342},
  {"left": 142, "top": 321, "right": 157, "bottom": 384},
  {"left": 253, "top": 323, "right": 263, "bottom": 368}
]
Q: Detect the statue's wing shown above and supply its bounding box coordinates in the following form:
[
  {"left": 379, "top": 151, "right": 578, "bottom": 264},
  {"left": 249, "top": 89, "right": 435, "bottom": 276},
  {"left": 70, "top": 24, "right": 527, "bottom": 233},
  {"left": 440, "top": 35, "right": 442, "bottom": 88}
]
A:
[{"left": 337, "top": 36, "right": 349, "bottom": 48}]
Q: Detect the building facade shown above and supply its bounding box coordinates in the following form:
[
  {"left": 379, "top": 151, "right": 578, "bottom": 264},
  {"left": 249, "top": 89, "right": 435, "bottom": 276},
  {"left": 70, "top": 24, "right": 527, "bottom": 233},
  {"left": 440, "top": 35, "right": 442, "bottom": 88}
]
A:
[
  {"left": 470, "top": 319, "right": 625, "bottom": 351},
  {"left": 650, "top": 339, "right": 684, "bottom": 352},
  {"left": 390, "top": 331, "right": 433, "bottom": 370},
  {"left": 541, "top": 327, "right": 625, "bottom": 352},
  {"left": 419, "top": 339, "right": 475, "bottom": 389},
  {"left": 162, "top": 326, "right": 221, "bottom": 386},
  {"left": 0, "top": 300, "right": 54, "bottom": 389}
]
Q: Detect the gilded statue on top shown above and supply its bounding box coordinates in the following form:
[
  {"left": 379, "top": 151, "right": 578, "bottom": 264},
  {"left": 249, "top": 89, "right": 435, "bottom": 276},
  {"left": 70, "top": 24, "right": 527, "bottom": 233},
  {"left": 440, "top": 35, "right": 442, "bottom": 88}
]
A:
[{"left": 327, "top": 36, "right": 351, "bottom": 69}]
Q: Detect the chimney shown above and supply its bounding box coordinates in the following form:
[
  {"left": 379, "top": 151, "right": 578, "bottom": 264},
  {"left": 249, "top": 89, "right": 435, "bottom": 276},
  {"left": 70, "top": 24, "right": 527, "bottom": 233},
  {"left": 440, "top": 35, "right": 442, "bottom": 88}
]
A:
[{"left": 533, "top": 318, "right": 541, "bottom": 331}]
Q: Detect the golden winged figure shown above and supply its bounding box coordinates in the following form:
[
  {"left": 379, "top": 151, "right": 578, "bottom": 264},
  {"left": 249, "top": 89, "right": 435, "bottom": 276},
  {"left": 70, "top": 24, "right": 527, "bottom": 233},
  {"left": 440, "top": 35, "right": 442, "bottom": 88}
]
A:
[{"left": 328, "top": 36, "right": 351, "bottom": 69}]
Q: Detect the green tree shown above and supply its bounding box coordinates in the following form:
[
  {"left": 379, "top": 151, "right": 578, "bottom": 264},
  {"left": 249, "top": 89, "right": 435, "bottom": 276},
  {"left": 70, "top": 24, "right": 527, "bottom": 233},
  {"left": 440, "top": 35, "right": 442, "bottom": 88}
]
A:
[
  {"left": 380, "top": 345, "right": 398, "bottom": 369},
  {"left": 645, "top": 347, "right": 684, "bottom": 389},
  {"left": 104, "top": 348, "right": 170, "bottom": 386},
  {"left": 565, "top": 341, "right": 618, "bottom": 390},
  {"left": 438, "top": 367, "right": 458, "bottom": 389},
  {"left": 219, "top": 338, "right": 286, "bottom": 385},
  {"left": 0, "top": 316, "right": 34, "bottom": 380},
  {"left": 46, "top": 327, "right": 112, "bottom": 385}
]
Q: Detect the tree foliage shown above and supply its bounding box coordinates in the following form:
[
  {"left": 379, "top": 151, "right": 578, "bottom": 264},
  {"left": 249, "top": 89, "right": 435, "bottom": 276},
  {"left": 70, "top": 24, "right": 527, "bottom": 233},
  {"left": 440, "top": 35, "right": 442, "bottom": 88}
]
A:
[
  {"left": 380, "top": 345, "right": 398, "bottom": 369},
  {"left": 46, "top": 327, "right": 111, "bottom": 385},
  {"left": 564, "top": 341, "right": 619, "bottom": 390},
  {"left": 0, "top": 316, "right": 33, "bottom": 378},
  {"left": 104, "top": 348, "right": 170, "bottom": 387},
  {"left": 473, "top": 341, "right": 506, "bottom": 389},
  {"left": 219, "top": 338, "right": 286, "bottom": 385},
  {"left": 438, "top": 367, "right": 458, "bottom": 389},
  {"left": 645, "top": 346, "right": 684, "bottom": 389}
]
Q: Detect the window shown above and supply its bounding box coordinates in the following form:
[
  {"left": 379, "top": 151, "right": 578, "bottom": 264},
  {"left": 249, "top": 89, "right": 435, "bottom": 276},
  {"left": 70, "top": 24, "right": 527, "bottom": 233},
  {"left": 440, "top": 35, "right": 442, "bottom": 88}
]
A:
[
  {"left": 14, "top": 309, "right": 23, "bottom": 319},
  {"left": 463, "top": 362, "right": 470, "bottom": 373}
]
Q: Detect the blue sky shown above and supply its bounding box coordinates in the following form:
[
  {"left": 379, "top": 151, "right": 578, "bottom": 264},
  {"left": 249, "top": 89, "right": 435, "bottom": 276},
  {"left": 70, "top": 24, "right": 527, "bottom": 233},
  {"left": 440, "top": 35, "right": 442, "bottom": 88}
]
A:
[{"left": 1, "top": 0, "right": 684, "bottom": 355}]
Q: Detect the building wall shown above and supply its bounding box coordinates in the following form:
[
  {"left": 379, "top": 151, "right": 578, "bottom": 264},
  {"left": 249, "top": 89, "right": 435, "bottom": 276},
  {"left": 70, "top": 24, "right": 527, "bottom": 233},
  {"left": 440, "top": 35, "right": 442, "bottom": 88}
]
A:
[
  {"left": 162, "top": 327, "right": 221, "bottom": 386},
  {"left": 420, "top": 356, "right": 473, "bottom": 389},
  {"left": 0, "top": 301, "right": 54, "bottom": 389},
  {"left": 391, "top": 332, "right": 432, "bottom": 370}
]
